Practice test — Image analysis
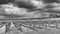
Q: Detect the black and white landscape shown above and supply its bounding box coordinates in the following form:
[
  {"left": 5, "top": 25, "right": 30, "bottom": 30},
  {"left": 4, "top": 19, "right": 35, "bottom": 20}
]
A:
[{"left": 0, "top": 0, "right": 60, "bottom": 34}]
